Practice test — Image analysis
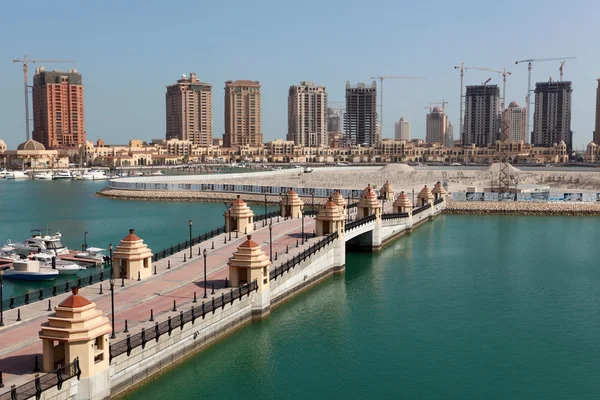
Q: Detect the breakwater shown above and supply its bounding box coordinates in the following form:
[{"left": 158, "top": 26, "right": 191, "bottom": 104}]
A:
[{"left": 445, "top": 200, "right": 600, "bottom": 216}]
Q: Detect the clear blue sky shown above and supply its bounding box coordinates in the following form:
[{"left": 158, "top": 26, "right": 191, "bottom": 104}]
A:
[{"left": 1, "top": 0, "right": 597, "bottom": 150}]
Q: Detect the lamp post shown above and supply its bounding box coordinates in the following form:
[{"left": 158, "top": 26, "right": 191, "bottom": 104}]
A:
[
  {"left": 109, "top": 243, "right": 115, "bottom": 339},
  {"left": 0, "top": 269, "right": 4, "bottom": 327},
  {"left": 301, "top": 206, "right": 305, "bottom": 244},
  {"left": 203, "top": 249, "right": 208, "bottom": 298},
  {"left": 264, "top": 194, "right": 267, "bottom": 216},
  {"left": 269, "top": 222, "right": 273, "bottom": 262},
  {"left": 311, "top": 190, "right": 315, "bottom": 214},
  {"left": 84, "top": 231, "right": 88, "bottom": 250},
  {"left": 224, "top": 202, "right": 232, "bottom": 240},
  {"left": 188, "top": 220, "right": 193, "bottom": 259}
]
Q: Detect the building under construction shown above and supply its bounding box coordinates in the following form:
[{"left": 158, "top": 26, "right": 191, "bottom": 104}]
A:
[
  {"left": 462, "top": 85, "right": 500, "bottom": 147},
  {"left": 344, "top": 81, "right": 377, "bottom": 146},
  {"left": 532, "top": 80, "right": 572, "bottom": 151}
]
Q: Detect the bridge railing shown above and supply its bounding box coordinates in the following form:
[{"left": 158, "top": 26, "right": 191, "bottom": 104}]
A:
[
  {"left": 412, "top": 203, "right": 432, "bottom": 215},
  {"left": 433, "top": 198, "right": 444, "bottom": 205},
  {"left": 381, "top": 212, "right": 409, "bottom": 220},
  {"left": 269, "top": 232, "right": 338, "bottom": 281},
  {"left": 2, "top": 266, "right": 109, "bottom": 312},
  {"left": 109, "top": 280, "right": 259, "bottom": 361},
  {"left": 0, "top": 358, "right": 80, "bottom": 400},
  {"left": 345, "top": 214, "right": 377, "bottom": 232}
]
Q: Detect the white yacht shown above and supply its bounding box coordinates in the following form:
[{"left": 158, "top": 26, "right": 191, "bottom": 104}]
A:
[
  {"left": 53, "top": 170, "right": 73, "bottom": 180},
  {"left": 28, "top": 253, "right": 85, "bottom": 275},
  {"left": 0, "top": 168, "right": 7, "bottom": 178},
  {"left": 7, "top": 230, "right": 69, "bottom": 256},
  {"left": 0, "top": 246, "right": 21, "bottom": 263},
  {"left": 5, "top": 170, "right": 29, "bottom": 179},
  {"left": 130, "top": 171, "right": 144, "bottom": 177},
  {"left": 150, "top": 170, "right": 163, "bottom": 176},
  {"left": 81, "top": 170, "right": 109, "bottom": 180},
  {"left": 75, "top": 247, "right": 109, "bottom": 264},
  {"left": 3, "top": 260, "right": 59, "bottom": 281},
  {"left": 33, "top": 171, "right": 54, "bottom": 180}
]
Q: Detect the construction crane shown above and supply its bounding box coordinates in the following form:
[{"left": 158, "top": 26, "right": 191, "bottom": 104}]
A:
[
  {"left": 482, "top": 78, "right": 492, "bottom": 86},
  {"left": 369, "top": 76, "right": 426, "bottom": 139},
  {"left": 559, "top": 61, "right": 567, "bottom": 81},
  {"left": 12, "top": 56, "right": 75, "bottom": 141},
  {"left": 514, "top": 56, "right": 576, "bottom": 135},
  {"left": 426, "top": 100, "right": 449, "bottom": 112},
  {"left": 454, "top": 64, "right": 513, "bottom": 140}
]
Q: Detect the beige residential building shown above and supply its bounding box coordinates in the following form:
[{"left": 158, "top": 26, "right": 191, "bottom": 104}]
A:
[
  {"left": 426, "top": 107, "right": 448, "bottom": 144},
  {"left": 287, "top": 82, "right": 328, "bottom": 147},
  {"left": 165, "top": 73, "right": 213, "bottom": 147},
  {"left": 395, "top": 117, "right": 410, "bottom": 141},
  {"left": 501, "top": 101, "right": 527, "bottom": 143},
  {"left": 224, "top": 80, "right": 263, "bottom": 147}
]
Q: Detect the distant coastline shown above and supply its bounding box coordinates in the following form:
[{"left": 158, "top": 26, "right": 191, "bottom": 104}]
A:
[{"left": 444, "top": 200, "right": 600, "bottom": 216}]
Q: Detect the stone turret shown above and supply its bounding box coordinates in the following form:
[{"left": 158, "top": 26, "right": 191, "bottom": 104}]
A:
[
  {"left": 380, "top": 181, "right": 395, "bottom": 201},
  {"left": 393, "top": 191, "right": 413, "bottom": 214},
  {"left": 316, "top": 197, "right": 346, "bottom": 236},
  {"left": 281, "top": 189, "right": 304, "bottom": 219},
  {"left": 330, "top": 190, "right": 347, "bottom": 217},
  {"left": 357, "top": 186, "right": 382, "bottom": 220},
  {"left": 113, "top": 229, "right": 153, "bottom": 280},
  {"left": 417, "top": 185, "right": 434, "bottom": 206},
  {"left": 225, "top": 195, "right": 254, "bottom": 235},
  {"left": 228, "top": 235, "right": 271, "bottom": 319},
  {"left": 431, "top": 181, "right": 447, "bottom": 201},
  {"left": 40, "top": 287, "right": 111, "bottom": 399}
]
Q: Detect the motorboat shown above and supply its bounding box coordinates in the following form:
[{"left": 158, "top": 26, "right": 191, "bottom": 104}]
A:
[
  {"left": 5, "top": 171, "right": 29, "bottom": 179},
  {"left": 150, "top": 170, "right": 163, "bottom": 176},
  {"left": 28, "top": 253, "right": 85, "bottom": 275},
  {"left": 82, "top": 170, "right": 109, "bottom": 180},
  {"left": 53, "top": 170, "right": 73, "bottom": 180},
  {"left": 0, "top": 246, "right": 21, "bottom": 263},
  {"left": 75, "top": 247, "right": 109, "bottom": 264},
  {"left": 130, "top": 171, "right": 144, "bottom": 177},
  {"left": 6, "top": 229, "right": 69, "bottom": 256},
  {"left": 0, "top": 168, "right": 7, "bottom": 178},
  {"left": 2, "top": 260, "right": 59, "bottom": 281},
  {"left": 33, "top": 171, "right": 54, "bottom": 180}
]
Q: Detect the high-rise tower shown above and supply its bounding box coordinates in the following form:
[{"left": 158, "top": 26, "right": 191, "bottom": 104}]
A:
[
  {"left": 462, "top": 85, "right": 500, "bottom": 147},
  {"left": 165, "top": 73, "right": 213, "bottom": 146},
  {"left": 532, "top": 80, "right": 572, "bottom": 150},
  {"left": 32, "top": 67, "right": 85, "bottom": 149},
  {"left": 394, "top": 117, "right": 410, "bottom": 141},
  {"left": 594, "top": 79, "right": 600, "bottom": 144},
  {"left": 501, "top": 101, "right": 527, "bottom": 143},
  {"left": 426, "top": 107, "right": 448, "bottom": 144},
  {"left": 287, "top": 82, "right": 328, "bottom": 146},
  {"left": 344, "top": 81, "right": 377, "bottom": 146},
  {"left": 224, "top": 80, "right": 263, "bottom": 147}
]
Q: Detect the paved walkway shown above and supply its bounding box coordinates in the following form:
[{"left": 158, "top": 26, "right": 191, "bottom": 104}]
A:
[{"left": 0, "top": 215, "right": 321, "bottom": 392}]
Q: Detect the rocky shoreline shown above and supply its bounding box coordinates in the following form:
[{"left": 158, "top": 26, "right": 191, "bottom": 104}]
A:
[
  {"left": 445, "top": 200, "right": 600, "bottom": 216},
  {"left": 96, "top": 188, "right": 327, "bottom": 206}
]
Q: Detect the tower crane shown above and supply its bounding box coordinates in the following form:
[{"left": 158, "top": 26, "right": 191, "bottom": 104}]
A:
[
  {"left": 369, "top": 76, "right": 426, "bottom": 139},
  {"left": 559, "top": 61, "right": 567, "bottom": 81},
  {"left": 12, "top": 56, "right": 75, "bottom": 141},
  {"left": 482, "top": 78, "right": 492, "bottom": 86},
  {"left": 428, "top": 99, "right": 449, "bottom": 112},
  {"left": 514, "top": 56, "right": 576, "bottom": 135}
]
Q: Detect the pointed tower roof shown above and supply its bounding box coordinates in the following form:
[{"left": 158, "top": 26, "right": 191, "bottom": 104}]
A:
[
  {"left": 393, "top": 191, "right": 412, "bottom": 209},
  {"left": 431, "top": 181, "right": 447, "bottom": 196},
  {"left": 417, "top": 185, "right": 434, "bottom": 201},
  {"left": 282, "top": 189, "right": 304, "bottom": 207},
  {"left": 358, "top": 187, "right": 382, "bottom": 209},
  {"left": 227, "top": 235, "right": 271, "bottom": 269},
  {"left": 113, "top": 229, "right": 153, "bottom": 261},
  {"left": 226, "top": 195, "right": 255, "bottom": 218},
  {"left": 330, "top": 190, "right": 347, "bottom": 209},
  {"left": 316, "top": 197, "right": 345, "bottom": 222}
]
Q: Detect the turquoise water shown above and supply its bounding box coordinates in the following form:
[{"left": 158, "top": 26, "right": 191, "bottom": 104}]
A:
[
  {"left": 0, "top": 179, "right": 274, "bottom": 298},
  {"left": 124, "top": 215, "right": 600, "bottom": 400}
]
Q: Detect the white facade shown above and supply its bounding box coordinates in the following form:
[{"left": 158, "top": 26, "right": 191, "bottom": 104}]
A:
[
  {"left": 444, "top": 122, "right": 454, "bottom": 147},
  {"left": 426, "top": 107, "right": 448, "bottom": 144},
  {"left": 287, "top": 82, "right": 328, "bottom": 147},
  {"left": 395, "top": 117, "right": 410, "bottom": 141},
  {"left": 501, "top": 101, "right": 527, "bottom": 143}
]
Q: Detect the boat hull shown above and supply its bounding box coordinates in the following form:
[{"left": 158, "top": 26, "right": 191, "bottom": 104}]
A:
[{"left": 3, "top": 270, "right": 58, "bottom": 281}]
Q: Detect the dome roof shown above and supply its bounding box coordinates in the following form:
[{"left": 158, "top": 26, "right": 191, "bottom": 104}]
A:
[
  {"left": 399, "top": 116, "right": 407, "bottom": 121},
  {"left": 17, "top": 139, "right": 46, "bottom": 151},
  {"left": 509, "top": 101, "right": 520, "bottom": 108},
  {"left": 432, "top": 106, "right": 443, "bottom": 113}
]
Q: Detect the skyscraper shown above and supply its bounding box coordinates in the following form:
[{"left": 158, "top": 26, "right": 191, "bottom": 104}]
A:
[
  {"left": 532, "top": 80, "right": 572, "bottom": 150},
  {"left": 426, "top": 107, "right": 448, "bottom": 144},
  {"left": 327, "top": 108, "right": 341, "bottom": 133},
  {"left": 594, "top": 79, "right": 600, "bottom": 144},
  {"left": 287, "top": 82, "right": 328, "bottom": 146},
  {"left": 463, "top": 85, "right": 500, "bottom": 147},
  {"left": 165, "top": 73, "right": 213, "bottom": 146},
  {"left": 32, "top": 67, "right": 85, "bottom": 149},
  {"left": 344, "top": 81, "right": 377, "bottom": 146},
  {"left": 224, "top": 80, "right": 263, "bottom": 147},
  {"left": 395, "top": 117, "right": 410, "bottom": 141},
  {"left": 501, "top": 101, "right": 527, "bottom": 143},
  {"left": 444, "top": 122, "right": 454, "bottom": 147}
]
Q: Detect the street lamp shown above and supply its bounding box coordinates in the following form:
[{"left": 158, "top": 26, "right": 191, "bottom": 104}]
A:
[
  {"left": 84, "top": 231, "right": 88, "bottom": 250},
  {"left": 301, "top": 206, "right": 305, "bottom": 244},
  {"left": 269, "top": 222, "right": 273, "bottom": 262},
  {"left": 203, "top": 249, "right": 208, "bottom": 298},
  {"left": 264, "top": 194, "right": 267, "bottom": 216},
  {"left": 311, "top": 190, "right": 315, "bottom": 214},
  {"left": 224, "top": 202, "right": 232, "bottom": 240},
  {"left": 188, "top": 220, "right": 193, "bottom": 259},
  {"left": 109, "top": 243, "right": 116, "bottom": 339}
]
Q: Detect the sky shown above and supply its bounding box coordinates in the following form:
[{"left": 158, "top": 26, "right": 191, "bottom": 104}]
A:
[{"left": 0, "top": 0, "right": 598, "bottom": 150}]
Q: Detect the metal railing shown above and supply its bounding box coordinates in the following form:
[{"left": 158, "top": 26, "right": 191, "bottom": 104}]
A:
[
  {"left": 344, "top": 214, "right": 377, "bottom": 232},
  {"left": 2, "top": 266, "right": 109, "bottom": 312},
  {"left": 269, "top": 232, "right": 338, "bottom": 281},
  {"left": 412, "top": 203, "right": 432, "bottom": 215},
  {"left": 381, "top": 212, "right": 409, "bottom": 220},
  {"left": 0, "top": 359, "right": 80, "bottom": 400},
  {"left": 433, "top": 198, "right": 444, "bottom": 205},
  {"left": 109, "top": 280, "right": 259, "bottom": 362},
  {"left": 254, "top": 210, "right": 280, "bottom": 223}
]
